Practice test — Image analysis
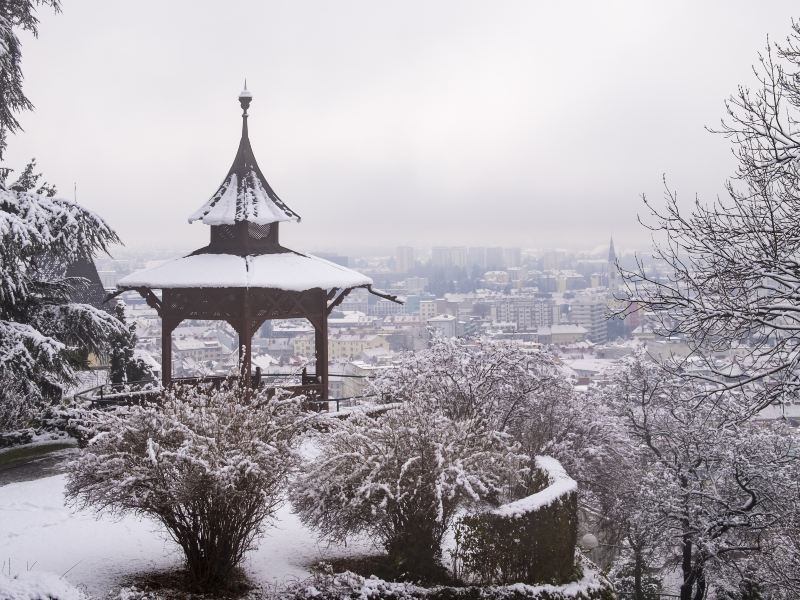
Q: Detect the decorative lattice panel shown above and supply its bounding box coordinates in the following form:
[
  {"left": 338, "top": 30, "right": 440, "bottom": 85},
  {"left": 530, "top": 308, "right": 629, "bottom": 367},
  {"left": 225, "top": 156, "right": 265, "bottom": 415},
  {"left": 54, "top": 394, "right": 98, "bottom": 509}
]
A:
[{"left": 248, "top": 222, "right": 273, "bottom": 240}]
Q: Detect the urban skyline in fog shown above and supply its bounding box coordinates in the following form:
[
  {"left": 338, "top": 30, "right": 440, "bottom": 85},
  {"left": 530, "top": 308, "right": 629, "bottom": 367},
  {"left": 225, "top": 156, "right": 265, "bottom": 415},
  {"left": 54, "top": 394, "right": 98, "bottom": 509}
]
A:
[{"left": 6, "top": 1, "right": 799, "bottom": 253}]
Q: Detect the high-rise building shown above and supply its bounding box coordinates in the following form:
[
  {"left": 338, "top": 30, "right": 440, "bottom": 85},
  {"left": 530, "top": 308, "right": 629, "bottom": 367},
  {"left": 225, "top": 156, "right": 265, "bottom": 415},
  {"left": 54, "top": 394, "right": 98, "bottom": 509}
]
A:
[
  {"left": 396, "top": 246, "right": 415, "bottom": 273},
  {"left": 569, "top": 293, "right": 609, "bottom": 344},
  {"left": 430, "top": 246, "right": 469, "bottom": 269},
  {"left": 486, "top": 247, "right": 505, "bottom": 270},
  {"left": 419, "top": 299, "right": 438, "bottom": 322},
  {"left": 450, "top": 247, "right": 468, "bottom": 268},
  {"left": 503, "top": 247, "right": 521, "bottom": 269},
  {"left": 494, "top": 296, "right": 556, "bottom": 331},
  {"left": 431, "top": 247, "right": 451, "bottom": 267},
  {"left": 468, "top": 247, "right": 487, "bottom": 270}
]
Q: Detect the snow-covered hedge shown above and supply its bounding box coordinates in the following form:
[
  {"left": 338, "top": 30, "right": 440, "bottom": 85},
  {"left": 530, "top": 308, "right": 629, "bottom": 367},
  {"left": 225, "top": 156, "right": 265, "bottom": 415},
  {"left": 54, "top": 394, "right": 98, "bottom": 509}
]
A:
[
  {"left": 0, "top": 571, "right": 88, "bottom": 600},
  {"left": 454, "top": 456, "right": 579, "bottom": 586},
  {"left": 285, "top": 556, "right": 613, "bottom": 600}
]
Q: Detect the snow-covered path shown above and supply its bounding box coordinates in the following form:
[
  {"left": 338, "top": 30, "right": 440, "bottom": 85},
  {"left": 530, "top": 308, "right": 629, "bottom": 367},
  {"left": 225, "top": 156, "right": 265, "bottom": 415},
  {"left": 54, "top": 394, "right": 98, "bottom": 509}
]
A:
[{"left": 0, "top": 474, "right": 367, "bottom": 597}]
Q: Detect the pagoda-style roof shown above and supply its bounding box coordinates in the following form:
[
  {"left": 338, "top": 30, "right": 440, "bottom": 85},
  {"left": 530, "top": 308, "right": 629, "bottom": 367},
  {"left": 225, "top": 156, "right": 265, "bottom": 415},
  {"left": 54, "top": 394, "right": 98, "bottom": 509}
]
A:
[
  {"left": 188, "top": 86, "right": 300, "bottom": 226},
  {"left": 117, "top": 251, "right": 372, "bottom": 292}
]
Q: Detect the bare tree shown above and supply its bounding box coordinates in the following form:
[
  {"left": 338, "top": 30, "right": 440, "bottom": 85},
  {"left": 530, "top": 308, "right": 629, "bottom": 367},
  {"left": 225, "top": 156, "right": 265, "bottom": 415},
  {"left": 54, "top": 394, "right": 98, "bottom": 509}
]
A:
[
  {"left": 601, "top": 353, "right": 799, "bottom": 600},
  {"left": 621, "top": 23, "right": 800, "bottom": 412}
]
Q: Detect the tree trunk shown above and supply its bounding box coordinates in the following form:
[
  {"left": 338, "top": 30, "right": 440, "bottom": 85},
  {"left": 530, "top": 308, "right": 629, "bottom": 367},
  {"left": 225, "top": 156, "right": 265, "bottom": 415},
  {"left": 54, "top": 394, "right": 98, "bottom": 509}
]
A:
[
  {"left": 633, "top": 546, "right": 644, "bottom": 600},
  {"left": 692, "top": 567, "right": 706, "bottom": 600},
  {"left": 680, "top": 536, "right": 693, "bottom": 600},
  {"left": 386, "top": 518, "right": 442, "bottom": 581}
]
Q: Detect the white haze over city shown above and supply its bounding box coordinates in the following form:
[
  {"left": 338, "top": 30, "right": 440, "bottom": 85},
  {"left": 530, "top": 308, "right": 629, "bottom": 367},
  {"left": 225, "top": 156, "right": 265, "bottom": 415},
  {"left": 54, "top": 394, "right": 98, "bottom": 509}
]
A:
[{"left": 5, "top": 1, "right": 799, "bottom": 254}]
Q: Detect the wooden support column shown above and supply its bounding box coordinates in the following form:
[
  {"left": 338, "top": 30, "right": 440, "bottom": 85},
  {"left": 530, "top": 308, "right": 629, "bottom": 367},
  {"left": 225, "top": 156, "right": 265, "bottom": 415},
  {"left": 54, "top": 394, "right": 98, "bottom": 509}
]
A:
[
  {"left": 161, "top": 317, "right": 178, "bottom": 387},
  {"left": 314, "top": 297, "right": 329, "bottom": 402},
  {"left": 238, "top": 327, "right": 252, "bottom": 382},
  {"left": 239, "top": 290, "right": 253, "bottom": 382}
]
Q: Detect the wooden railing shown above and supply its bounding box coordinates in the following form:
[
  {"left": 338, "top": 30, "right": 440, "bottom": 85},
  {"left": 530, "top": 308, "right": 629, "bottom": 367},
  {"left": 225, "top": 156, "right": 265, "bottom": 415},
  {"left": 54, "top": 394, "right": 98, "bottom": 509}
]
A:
[
  {"left": 75, "top": 376, "right": 330, "bottom": 411},
  {"left": 71, "top": 366, "right": 397, "bottom": 415}
]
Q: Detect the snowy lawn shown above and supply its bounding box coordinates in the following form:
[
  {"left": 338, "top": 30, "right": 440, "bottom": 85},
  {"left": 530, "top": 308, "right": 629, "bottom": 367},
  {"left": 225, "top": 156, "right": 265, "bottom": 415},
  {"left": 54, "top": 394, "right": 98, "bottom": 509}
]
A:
[{"left": 0, "top": 473, "right": 371, "bottom": 598}]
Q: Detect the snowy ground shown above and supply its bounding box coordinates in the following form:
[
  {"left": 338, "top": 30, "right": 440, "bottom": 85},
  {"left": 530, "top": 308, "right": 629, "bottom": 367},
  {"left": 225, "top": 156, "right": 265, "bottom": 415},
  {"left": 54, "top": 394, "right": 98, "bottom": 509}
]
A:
[{"left": 0, "top": 471, "right": 372, "bottom": 598}]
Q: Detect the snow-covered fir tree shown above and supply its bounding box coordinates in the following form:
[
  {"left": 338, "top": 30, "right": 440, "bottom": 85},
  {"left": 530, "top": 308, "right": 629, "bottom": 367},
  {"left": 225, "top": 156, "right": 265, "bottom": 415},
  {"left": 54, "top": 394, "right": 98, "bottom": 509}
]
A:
[
  {"left": 0, "top": 1, "right": 61, "bottom": 160},
  {"left": 108, "top": 300, "right": 154, "bottom": 386},
  {"left": 0, "top": 162, "right": 124, "bottom": 428}
]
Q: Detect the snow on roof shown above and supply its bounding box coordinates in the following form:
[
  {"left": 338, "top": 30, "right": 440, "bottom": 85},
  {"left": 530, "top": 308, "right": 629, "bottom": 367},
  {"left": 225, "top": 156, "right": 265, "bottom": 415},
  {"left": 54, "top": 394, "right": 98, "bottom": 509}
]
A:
[
  {"left": 117, "top": 251, "right": 373, "bottom": 292},
  {"left": 188, "top": 91, "right": 300, "bottom": 226},
  {"left": 188, "top": 171, "right": 299, "bottom": 226},
  {"left": 252, "top": 354, "right": 279, "bottom": 369},
  {"left": 538, "top": 324, "right": 588, "bottom": 335},
  {"left": 564, "top": 357, "right": 616, "bottom": 375}
]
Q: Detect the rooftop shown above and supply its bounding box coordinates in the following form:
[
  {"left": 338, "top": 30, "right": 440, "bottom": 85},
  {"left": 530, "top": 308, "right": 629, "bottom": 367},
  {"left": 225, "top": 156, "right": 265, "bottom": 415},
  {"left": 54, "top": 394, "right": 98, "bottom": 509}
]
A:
[
  {"left": 118, "top": 251, "right": 372, "bottom": 292},
  {"left": 188, "top": 87, "right": 300, "bottom": 227}
]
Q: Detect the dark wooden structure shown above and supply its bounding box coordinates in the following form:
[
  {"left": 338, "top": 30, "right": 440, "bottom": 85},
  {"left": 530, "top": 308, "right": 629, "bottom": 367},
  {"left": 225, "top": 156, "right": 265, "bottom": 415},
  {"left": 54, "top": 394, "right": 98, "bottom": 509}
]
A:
[{"left": 115, "top": 87, "right": 399, "bottom": 401}]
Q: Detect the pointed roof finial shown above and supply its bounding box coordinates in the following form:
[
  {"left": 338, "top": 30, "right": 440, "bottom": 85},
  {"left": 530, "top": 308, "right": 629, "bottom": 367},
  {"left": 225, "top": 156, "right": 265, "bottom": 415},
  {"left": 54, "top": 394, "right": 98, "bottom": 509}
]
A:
[
  {"left": 239, "top": 79, "right": 252, "bottom": 115},
  {"left": 188, "top": 81, "right": 301, "bottom": 226}
]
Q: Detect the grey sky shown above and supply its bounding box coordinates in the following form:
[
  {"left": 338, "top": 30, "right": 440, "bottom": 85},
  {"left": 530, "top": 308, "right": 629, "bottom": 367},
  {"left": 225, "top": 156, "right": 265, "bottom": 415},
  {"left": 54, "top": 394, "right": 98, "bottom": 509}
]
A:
[{"left": 7, "top": 1, "right": 799, "bottom": 255}]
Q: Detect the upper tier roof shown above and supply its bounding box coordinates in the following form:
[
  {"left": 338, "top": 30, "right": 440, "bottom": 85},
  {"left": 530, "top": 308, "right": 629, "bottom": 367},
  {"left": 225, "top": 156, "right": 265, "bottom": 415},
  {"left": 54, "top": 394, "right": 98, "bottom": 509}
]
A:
[{"left": 188, "top": 88, "right": 301, "bottom": 226}]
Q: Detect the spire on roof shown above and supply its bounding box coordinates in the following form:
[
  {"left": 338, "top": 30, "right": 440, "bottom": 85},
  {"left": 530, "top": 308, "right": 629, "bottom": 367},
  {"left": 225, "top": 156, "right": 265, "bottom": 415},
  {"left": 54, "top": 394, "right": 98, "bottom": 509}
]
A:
[
  {"left": 608, "top": 236, "right": 616, "bottom": 263},
  {"left": 189, "top": 86, "right": 301, "bottom": 226}
]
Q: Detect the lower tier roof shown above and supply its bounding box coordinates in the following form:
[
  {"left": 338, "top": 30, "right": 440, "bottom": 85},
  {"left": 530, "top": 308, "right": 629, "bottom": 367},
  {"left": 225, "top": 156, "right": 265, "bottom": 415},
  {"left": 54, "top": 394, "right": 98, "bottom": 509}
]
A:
[{"left": 117, "top": 251, "right": 372, "bottom": 292}]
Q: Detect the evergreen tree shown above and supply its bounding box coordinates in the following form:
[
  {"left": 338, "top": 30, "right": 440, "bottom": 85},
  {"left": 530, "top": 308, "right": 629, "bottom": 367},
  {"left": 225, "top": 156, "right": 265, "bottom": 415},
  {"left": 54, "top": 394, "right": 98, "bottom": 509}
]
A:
[
  {"left": 0, "top": 1, "right": 126, "bottom": 429},
  {"left": 0, "top": 162, "right": 125, "bottom": 428},
  {"left": 0, "top": 0, "right": 61, "bottom": 160},
  {"left": 108, "top": 300, "right": 154, "bottom": 386},
  {"left": 108, "top": 301, "right": 133, "bottom": 386}
]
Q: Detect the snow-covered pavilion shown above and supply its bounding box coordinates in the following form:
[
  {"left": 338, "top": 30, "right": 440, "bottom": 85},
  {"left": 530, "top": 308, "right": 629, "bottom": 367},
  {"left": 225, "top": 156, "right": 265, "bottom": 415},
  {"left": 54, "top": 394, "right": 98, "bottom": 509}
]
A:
[{"left": 116, "top": 87, "right": 399, "bottom": 400}]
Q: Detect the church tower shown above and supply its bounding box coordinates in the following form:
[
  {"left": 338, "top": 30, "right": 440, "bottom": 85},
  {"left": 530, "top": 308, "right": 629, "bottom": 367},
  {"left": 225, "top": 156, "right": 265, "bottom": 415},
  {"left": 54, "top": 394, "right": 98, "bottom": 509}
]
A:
[{"left": 607, "top": 236, "right": 618, "bottom": 292}]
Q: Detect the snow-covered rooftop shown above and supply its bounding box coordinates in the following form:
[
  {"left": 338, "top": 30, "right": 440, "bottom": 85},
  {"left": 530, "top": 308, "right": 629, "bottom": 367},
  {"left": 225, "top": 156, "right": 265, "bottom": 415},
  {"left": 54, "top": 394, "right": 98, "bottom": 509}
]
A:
[
  {"left": 189, "top": 171, "right": 299, "bottom": 226},
  {"left": 117, "top": 251, "right": 373, "bottom": 292},
  {"left": 188, "top": 90, "right": 300, "bottom": 226}
]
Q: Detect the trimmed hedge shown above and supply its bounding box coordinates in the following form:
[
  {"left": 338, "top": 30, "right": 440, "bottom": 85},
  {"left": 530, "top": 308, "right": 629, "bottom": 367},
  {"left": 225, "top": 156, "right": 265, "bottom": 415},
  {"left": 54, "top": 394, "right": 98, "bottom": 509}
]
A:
[
  {"left": 454, "top": 456, "right": 579, "bottom": 586},
  {"left": 285, "top": 556, "right": 614, "bottom": 600}
]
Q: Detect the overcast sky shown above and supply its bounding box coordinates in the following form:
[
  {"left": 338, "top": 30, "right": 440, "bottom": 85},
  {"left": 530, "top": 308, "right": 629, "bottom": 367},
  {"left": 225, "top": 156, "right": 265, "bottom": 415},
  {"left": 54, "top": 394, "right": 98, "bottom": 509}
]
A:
[{"left": 6, "top": 1, "right": 799, "bottom": 255}]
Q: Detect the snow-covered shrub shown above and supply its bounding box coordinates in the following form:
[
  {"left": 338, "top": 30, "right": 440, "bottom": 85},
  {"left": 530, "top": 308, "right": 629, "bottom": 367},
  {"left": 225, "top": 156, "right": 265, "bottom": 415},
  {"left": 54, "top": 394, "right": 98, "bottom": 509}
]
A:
[
  {"left": 370, "top": 338, "right": 613, "bottom": 490},
  {"left": 291, "top": 400, "right": 526, "bottom": 580},
  {"left": 606, "top": 558, "right": 661, "bottom": 600},
  {"left": 0, "top": 426, "right": 34, "bottom": 447},
  {"left": 0, "top": 570, "right": 88, "bottom": 600},
  {"left": 65, "top": 383, "right": 305, "bottom": 591},
  {"left": 372, "top": 338, "right": 568, "bottom": 436},
  {"left": 454, "top": 456, "right": 579, "bottom": 586}
]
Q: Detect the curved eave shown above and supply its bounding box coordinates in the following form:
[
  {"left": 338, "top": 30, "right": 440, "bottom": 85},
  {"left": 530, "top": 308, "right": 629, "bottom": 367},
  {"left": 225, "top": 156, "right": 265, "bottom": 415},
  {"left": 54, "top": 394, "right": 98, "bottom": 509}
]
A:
[
  {"left": 117, "top": 252, "right": 372, "bottom": 293},
  {"left": 188, "top": 171, "right": 301, "bottom": 226}
]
